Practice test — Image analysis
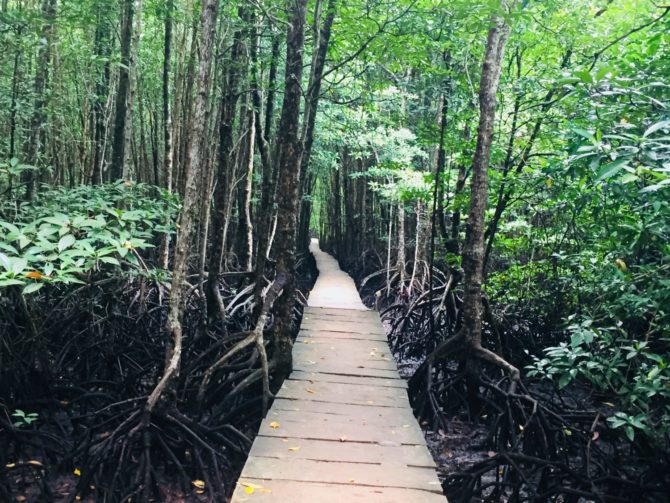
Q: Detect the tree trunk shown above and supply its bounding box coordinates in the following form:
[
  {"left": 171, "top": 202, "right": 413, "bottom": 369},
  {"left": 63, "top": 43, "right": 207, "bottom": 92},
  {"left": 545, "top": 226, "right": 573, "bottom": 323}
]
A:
[
  {"left": 460, "top": 9, "right": 519, "bottom": 383},
  {"left": 163, "top": 0, "right": 174, "bottom": 190},
  {"left": 142, "top": 0, "right": 220, "bottom": 420},
  {"left": 91, "top": 2, "right": 111, "bottom": 184},
  {"left": 24, "top": 0, "right": 57, "bottom": 199},
  {"left": 271, "top": 0, "right": 308, "bottom": 381},
  {"left": 110, "top": 0, "right": 134, "bottom": 181},
  {"left": 206, "top": 8, "right": 248, "bottom": 325},
  {"left": 397, "top": 202, "right": 406, "bottom": 290}
]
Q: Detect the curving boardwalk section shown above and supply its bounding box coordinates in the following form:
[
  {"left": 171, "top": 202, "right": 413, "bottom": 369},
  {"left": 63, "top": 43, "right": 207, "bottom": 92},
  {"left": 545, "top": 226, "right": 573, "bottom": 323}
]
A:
[{"left": 231, "top": 239, "right": 445, "bottom": 502}]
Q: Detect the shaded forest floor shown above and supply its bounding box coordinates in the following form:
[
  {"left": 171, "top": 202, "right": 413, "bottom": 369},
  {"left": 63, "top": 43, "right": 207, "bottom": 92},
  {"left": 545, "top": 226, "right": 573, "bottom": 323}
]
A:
[{"left": 1, "top": 255, "right": 318, "bottom": 502}]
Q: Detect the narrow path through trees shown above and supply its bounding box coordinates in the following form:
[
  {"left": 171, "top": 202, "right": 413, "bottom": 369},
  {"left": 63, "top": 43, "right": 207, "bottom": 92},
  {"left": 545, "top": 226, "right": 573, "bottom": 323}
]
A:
[{"left": 230, "top": 239, "right": 445, "bottom": 502}]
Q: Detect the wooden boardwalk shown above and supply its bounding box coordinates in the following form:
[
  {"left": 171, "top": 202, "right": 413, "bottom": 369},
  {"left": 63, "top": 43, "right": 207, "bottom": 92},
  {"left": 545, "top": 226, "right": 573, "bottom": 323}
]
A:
[{"left": 231, "top": 240, "right": 445, "bottom": 502}]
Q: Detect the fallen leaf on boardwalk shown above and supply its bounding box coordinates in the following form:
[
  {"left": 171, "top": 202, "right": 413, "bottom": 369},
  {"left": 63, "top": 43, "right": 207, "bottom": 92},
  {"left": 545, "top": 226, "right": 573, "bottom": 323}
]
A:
[
  {"left": 288, "top": 446, "right": 301, "bottom": 451},
  {"left": 240, "top": 482, "right": 263, "bottom": 489},
  {"left": 245, "top": 487, "right": 254, "bottom": 495},
  {"left": 339, "top": 436, "right": 347, "bottom": 442},
  {"left": 73, "top": 468, "right": 81, "bottom": 476},
  {"left": 192, "top": 480, "right": 205, "bottom": 489},
  {"left": 367, "top": 400, "right": 374, "bottom": 404},
  {"left": 260, "top": 488, "right": 272, "bottom": 493},
  {"left": 269, "top": 421, "right": 280, "bottom": 429},
  {"left": 348, "top": 479, "right": 356, "bottom": 483},
  {"left": 306, "top": 388, "right": 316, "bottom": 394}
]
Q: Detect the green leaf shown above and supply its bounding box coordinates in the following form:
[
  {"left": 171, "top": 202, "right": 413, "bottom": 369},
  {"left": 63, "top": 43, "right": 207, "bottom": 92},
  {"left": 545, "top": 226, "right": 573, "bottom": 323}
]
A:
[
  {"left": 23, "top": 283, "right": 44, "bottom": 294},
  {"left": 58, "top": 234, "right": 76, "bottom": 252},
  {"left": 573, "top": 70, "right": 594, "bottom": 84},
  {"left": 596, "top": 158, "right": 629, "bottom": 181},
  {"left": 624, "top": 425, "right": 635, "bottom": 442},
  {"left": 12, "top": 257, "right": 28, "bottom": 276},
  {"left": 570, "top": 127, "right": 594, "bottom": 141},
  {"left": 0, "top": 279, "right": 25, "bottom": 287},
  {"left": 0, "top": 252, "right": 11, "bottom": 271},
  {"left": 643, "top": 120, "right": 670, "bottom": 138},
  {"left": 558, "top": 373, "right": 572, "bottom": 389}
]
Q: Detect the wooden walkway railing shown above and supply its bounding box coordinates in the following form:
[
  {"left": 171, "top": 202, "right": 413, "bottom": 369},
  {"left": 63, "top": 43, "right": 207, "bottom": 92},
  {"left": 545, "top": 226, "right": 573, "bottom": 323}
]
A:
[{"left": 231, "top": 240, "right": 445, "bottom": 502}]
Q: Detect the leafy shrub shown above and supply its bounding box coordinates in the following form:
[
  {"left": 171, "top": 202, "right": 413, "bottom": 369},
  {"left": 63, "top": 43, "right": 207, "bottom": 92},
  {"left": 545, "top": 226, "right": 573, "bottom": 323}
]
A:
[{"left": 0, "top": 182, "right": 178, "bottom": 294}]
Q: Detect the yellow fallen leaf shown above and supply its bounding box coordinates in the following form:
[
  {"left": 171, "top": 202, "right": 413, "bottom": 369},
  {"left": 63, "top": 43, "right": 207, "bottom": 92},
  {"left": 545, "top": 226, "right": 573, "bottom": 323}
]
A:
[
  {"left": 240, "top": 482, "right": 263, "bottom": 489},
  {"left": 5, "top": 463, "right": 15, "bottom": 469},
  {"left": 306, "top": 388, "right": 316, "bottom": 394},
  {"left": 367, "top": 400, "right": 374, "bottom": 404},
  {"left": 195, "top": 489, "right": 205, "bottom": 495},
  {"left": 73, "top": 468, "right": 81, "bottom": 476},
  {"left": 27, "top": 460, "right": 43, "bottom": 467},
  {"left": 245, "top": 486, "right": 254, "bottom": 494},
  {"left": 603, "top": 401, "right": 615, "bottom": 407},
  {"left": 288, "top": 446, "right": 301, "bottom": 452},
  {"left": 269, "top": 421, "right": 280, "bottom": 429},
  {"left": 260, "top": 488, "right": 272, "bottom": 493},
  {"left": 192, "top": 479, "right": 205, "bottom": 489},
  {"left": 348, "top": 478, "right": 356, "bottom": 483}
]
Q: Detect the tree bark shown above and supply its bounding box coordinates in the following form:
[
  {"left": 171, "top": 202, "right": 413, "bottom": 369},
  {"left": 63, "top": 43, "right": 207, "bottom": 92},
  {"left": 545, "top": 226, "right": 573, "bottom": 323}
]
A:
[
  {"left": 271, "top": 0, "right": 308, "bottom": 380},
  {"left": 206, "top": 8, "right": 249, "bottom": 325},
  {"left": 142, "top": 0, "right": 220, "bottom": 420},
  {"left": 24, "top": 0, "right": 57, "bottom": 199},
  {"left": 110, "top": 0, "right": 134, "bottom": 181},
  {"left": 460, "top": 9, "right": 519, "bottom": 384}
]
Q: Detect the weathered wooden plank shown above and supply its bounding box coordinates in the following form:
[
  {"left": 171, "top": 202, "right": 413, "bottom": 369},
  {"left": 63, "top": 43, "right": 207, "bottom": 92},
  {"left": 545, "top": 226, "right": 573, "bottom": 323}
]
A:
[
  {"left": 265, "top": 408, "right": 416, "bottom": 428},
  {"left": 270, "top": 398, "right": 413, "bottom": 417},
  {"left": 303, "top": 306, "right": 377, "bottom": 319},
  {"left": 276, "top": 381, "right": 408, "bottom": 407},
  {"left": 248, "top": 436, "right": 435, "bottom": 467},
  {"left": 297, "top": 329, "right": 388, "bottom": 342},
  {"left": 257, "top": 416, "right": 425, "bottom": 444},
  {"left": 280, "top": 378, "right": 408, "bottom": 400},
  {"left": 293, "top": 346, "right": 397, "bottom": 369},
  {"left": 289, "top": 369, "right": 407, "bottom": 388},
  {"left": 300, "top": 319, "right": 387, "bottom": 335},
  {"left": 292, "top": 361, "right": 401, "bottom": 378},
  {"left": 238, "top": 457, "right": 443, "bottom": 492},
  {"left": 231, "top": 479, "right": 446, "bottom": 503}
]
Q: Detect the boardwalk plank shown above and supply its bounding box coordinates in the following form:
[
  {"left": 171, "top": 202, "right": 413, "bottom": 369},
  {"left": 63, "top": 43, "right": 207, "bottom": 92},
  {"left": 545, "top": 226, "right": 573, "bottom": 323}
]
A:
[
  {"left": 233, "top": 480, "right": 446, "bottom": 503},
  {"left": 240, "top": 457, "right": 442, "bottom": 492},
  {"left": 289, "top": 369, "right": 407, "bottom": 388},
  {"left": 230, "top": 240, "right": 445, "bottom": 502}
]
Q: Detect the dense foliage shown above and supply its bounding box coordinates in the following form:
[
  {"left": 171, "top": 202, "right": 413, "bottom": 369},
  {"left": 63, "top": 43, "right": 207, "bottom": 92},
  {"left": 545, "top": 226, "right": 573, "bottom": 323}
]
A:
[{"left": 1, "top": 0, "right": 669, "bottom": 501}]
